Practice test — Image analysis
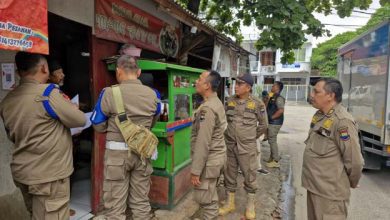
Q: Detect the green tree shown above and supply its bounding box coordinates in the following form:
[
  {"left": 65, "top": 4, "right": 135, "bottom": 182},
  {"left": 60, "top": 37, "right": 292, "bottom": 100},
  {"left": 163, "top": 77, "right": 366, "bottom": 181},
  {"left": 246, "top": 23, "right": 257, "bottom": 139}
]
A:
[
  {"left": 177, "top": 0, "right": 383, "bottom": 63},
  {"left": 311, "top": 4, "right": 390, "bottom": 77}
]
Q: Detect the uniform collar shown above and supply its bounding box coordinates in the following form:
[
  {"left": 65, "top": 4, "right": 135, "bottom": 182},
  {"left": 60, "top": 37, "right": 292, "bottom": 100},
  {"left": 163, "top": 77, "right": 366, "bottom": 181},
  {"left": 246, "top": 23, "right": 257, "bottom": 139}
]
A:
[
  {"left": 333, "top": 103, "right": 342, "bottom": 112},
  {"left": 325, "top": 103, "right": 342, "bottom": 117},
  {"left": 121, "top": 79, "right": 142, "bottom": 85},
  {"left": 20, "top": 78, "right": 40, "bottom": 84},
  {"left": 316, "top": 103, "right": 339, "bottom": 118},
  {"left": 204, "top": 93, "right": 218, "bottom": 102},
  {"left": 235, "top": 94, "right": 251, "bottom": 104}
]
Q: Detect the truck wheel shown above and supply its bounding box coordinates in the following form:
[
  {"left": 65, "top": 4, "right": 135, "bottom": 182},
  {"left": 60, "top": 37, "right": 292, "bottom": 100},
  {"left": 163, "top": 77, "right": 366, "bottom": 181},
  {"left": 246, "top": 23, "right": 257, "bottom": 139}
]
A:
[{"left": 359, "top": 133, "right": 381, "bottom": 171}]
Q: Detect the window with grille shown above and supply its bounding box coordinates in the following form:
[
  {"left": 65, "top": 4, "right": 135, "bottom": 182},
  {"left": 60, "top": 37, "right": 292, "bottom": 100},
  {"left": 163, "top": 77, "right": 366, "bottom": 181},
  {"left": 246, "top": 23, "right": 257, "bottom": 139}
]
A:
[{"left": 260, "top": 51, "right": 276, "bottom": 66}]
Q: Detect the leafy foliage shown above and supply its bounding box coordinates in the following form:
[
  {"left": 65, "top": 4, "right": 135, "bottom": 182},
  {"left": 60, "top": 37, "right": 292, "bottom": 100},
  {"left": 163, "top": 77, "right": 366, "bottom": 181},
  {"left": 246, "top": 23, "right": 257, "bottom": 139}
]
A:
[
  {"left": 311, "top": 4, "right": 390, "bottom": 77},
  {"left": 176, "top": 0, "right": 382, "bottom": 63}
]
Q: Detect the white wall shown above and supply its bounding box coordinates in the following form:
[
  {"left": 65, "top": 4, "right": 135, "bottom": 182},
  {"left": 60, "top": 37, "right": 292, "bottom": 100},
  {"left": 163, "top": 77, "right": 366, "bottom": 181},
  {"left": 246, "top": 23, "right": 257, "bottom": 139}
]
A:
[
  {"left": 48, "top": 0, "right": 180, "bottom": 30},
  {"left": 0, "top": 50, "right": 30, "bottom": 219},
  {"left": 275, "top": 36, "right": 313, "bottom": 74},
  {"left": 124, "top": 0, "right": 180, "bottom": 28},
  {"left": 0, "top": 50, "right": 17, "bottom": 156},
  {"left": 48, "top": 0, "right": 95, "bottom": 27}
]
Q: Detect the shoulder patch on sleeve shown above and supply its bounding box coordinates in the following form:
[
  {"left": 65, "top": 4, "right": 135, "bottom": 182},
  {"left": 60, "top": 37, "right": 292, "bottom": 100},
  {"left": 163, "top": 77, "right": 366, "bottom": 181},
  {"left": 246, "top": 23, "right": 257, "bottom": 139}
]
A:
[
  {"left": 199, "top": 106, "right": 214, "bottom": 122},
  {"left": 338, "top": 127, "right": 350, "bottom": 141},
  {"left": 260, "top": 106, "right": 266, "bottom": 113},
  {"left": 199, "top": 109, "right": 207, "bottom": 122}
]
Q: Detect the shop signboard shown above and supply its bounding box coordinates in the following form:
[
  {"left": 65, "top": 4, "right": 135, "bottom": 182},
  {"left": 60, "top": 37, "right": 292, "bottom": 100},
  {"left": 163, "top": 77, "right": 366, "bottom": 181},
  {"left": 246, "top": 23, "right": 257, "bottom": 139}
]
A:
[
  {"left": 95, "top": 0, "right": 180, "bottom": 57},
  {"left": 0, "top": 0, "right": 49, "bottom": 54}
]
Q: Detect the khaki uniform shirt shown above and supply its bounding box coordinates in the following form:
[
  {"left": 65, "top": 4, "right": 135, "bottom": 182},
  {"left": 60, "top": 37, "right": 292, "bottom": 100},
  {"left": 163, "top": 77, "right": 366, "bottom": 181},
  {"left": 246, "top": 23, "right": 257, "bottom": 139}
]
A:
[
  {"left": 93, "top": 79, "right": 158, "bottom": 141},
  {"left": 302, "top": 104, "right": 364, "bottom": 200},
  {"left": 191, "top": 93, "right": 227, "bottom": 176},
  {"left": 225, "top": 95, "right": 268, "bottom": 154},
  {"left": 0, "top": 78, "right": 86, "bottom": 185}
]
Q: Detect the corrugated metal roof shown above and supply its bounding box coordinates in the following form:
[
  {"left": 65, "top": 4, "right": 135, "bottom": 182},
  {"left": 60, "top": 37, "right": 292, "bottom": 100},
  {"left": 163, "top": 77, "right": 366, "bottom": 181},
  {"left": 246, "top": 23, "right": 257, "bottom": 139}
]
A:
[{"left": 155, "top": 0, "right": 251, "bottom": 55}]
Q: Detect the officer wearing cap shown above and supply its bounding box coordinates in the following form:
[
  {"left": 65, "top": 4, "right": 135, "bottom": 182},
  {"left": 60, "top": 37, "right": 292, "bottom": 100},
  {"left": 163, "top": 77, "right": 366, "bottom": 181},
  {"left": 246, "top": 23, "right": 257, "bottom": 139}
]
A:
[
  {"left": 0, "top": 52, "right": 86, "bottom": 219},
  {"left": 219, "top": 73, "right": 268, "bottom": 219}
]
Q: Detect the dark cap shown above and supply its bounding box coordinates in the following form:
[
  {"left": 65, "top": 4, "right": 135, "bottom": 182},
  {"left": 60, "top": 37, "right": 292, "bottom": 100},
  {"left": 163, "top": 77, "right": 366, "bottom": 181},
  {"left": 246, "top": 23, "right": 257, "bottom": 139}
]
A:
[{"left": 235, "top": 73, "right": 254, "bottom": 87}]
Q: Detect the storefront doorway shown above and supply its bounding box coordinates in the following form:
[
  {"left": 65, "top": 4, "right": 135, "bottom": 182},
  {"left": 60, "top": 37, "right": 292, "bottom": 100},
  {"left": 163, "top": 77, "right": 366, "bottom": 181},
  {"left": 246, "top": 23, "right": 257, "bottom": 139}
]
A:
[{"left": 48, "top": 13, "right": 93, "bottom": 219}]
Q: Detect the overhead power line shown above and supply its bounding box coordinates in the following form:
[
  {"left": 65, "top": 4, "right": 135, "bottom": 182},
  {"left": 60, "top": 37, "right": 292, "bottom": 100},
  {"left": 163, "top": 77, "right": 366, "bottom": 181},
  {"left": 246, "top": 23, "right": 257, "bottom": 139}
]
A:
[
  {"left": 330, "top": 12, "right": 370, "bottom": 18},
  {"left": 352, "top": 10, "right": 373, "bottom": 15},
  {"left": 322, "top": 23, "right": 364, "bottom": 27}
]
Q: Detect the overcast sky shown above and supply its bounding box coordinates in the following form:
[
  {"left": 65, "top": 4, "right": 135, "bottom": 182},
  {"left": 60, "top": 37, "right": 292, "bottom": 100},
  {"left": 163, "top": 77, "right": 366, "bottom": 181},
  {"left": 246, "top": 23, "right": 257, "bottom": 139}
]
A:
[{"left": 242, "top": 0, "right": 381, "bottom": 48}]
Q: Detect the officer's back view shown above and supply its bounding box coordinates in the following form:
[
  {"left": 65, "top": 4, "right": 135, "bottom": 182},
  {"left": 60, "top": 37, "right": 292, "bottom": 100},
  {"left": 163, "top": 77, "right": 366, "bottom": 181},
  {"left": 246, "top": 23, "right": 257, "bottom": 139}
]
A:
[
  {"left": 91, "top": 55, "right": 159, "bottom": 220},
  {"left": 0, "top": 52, "right": 86, "bottom": 219}
]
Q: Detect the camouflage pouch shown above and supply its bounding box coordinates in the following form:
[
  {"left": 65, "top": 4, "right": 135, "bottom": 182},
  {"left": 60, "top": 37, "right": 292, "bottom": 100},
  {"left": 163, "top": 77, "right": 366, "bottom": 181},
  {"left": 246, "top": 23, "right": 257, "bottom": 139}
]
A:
[{"left": 112, "top": 85, "right": 158, "bottom": 163}]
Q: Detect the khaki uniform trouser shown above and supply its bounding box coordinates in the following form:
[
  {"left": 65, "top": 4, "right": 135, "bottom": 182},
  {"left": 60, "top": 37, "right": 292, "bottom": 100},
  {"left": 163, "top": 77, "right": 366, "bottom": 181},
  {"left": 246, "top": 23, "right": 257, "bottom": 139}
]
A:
[
  {"left": 193, "top": 164, "right": 223, "bottom": 220},
  {"left": 15, "top": 178, "right": 70, "bottom": 220},
  {"left": 101, "top": 149, "right": 153, "bottom": 220},
  {"left": 307, "top": 191, "right": 349, "bottom": 220},
  {"left": 256, "top": 138, "right": 262, "bottom": 169},
  {"left": 224, "top": 143, "right": 258, "bottom": 193},
  {"left": 268, "top": 124, "right": 282, "bottom": 161}
]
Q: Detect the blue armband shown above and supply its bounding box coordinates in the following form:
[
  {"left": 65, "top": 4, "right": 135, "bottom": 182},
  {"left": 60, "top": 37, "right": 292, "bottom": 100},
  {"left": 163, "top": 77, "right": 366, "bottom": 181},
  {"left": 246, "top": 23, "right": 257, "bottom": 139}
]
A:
[
  {"left": 90, "top": 89, "right": 108, "bottom": 125},
  {"left": 154, "top": 89, "right": 161, "bottom": 116},
  {"left": 42, "top": 84, "right": 59, "bottom": 119}
]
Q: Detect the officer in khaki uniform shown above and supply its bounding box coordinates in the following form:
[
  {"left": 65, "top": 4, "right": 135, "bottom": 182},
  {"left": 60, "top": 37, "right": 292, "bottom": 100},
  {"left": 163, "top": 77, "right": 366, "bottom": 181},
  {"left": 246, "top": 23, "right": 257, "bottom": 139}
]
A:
[
  {"left": 302, "top": 78, "right": 364, "bottom": 220},
  {"left": 191, "top": 70, "right": 226, "bottom": 220},
  {"left": 219, "top": 73, "right": 268, "bottom": 219},
  {"left": 91, "top": 55, "right": 159, "bottom": 220},
  {"left": 0, "top": 52, "right": 86, "bottom": 220}
]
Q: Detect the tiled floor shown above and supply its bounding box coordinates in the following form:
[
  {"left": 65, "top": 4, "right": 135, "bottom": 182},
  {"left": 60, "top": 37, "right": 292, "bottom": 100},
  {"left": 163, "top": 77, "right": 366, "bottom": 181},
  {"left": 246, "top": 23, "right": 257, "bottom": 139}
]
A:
[{"left": 70, "top": 178, "right": 94, "bottom": 220}]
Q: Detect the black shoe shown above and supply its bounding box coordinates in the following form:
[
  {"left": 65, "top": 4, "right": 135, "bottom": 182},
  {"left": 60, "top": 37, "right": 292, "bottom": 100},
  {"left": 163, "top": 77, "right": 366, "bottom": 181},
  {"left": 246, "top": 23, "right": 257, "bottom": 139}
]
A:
[{"left": 257, "top": 168, "right": 269, "bottom": 175}]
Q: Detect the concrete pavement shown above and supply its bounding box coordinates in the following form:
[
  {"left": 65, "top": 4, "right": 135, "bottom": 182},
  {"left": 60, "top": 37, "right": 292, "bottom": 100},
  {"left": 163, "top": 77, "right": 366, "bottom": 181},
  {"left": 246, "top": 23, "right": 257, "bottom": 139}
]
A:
[{"left": 280, "top": 103, "right": 390, "bottom": 220}]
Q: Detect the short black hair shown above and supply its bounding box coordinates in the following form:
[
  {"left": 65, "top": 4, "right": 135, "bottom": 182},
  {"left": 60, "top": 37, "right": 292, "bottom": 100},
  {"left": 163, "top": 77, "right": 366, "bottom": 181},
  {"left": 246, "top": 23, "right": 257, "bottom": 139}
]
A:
[
  {"left": 275, "top": 81, "right": 284, "bottom": 92},
  {"left": 207, "top": 70, "right": 221, "bottom": 92},
  {"left": 117, "top": 55, "right": 138, "bottom": 73},
  {"left": 15, "top": 52, "right": 46, "bottom": 76},
  {"left": 318, "top": 78, "right": 343, "bottom": 103},
  {"left": 47, "top": 58, "right": 62, "bottom": 74}
]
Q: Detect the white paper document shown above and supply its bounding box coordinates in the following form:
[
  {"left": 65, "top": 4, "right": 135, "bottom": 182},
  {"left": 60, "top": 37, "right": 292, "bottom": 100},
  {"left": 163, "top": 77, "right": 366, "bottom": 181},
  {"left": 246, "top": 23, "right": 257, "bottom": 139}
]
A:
[
  {"left": 71, "top": 94, "right": 79, "bottom": 105},
  {"left": 71, "top": 112, "right": 92, "bottom": 136}
]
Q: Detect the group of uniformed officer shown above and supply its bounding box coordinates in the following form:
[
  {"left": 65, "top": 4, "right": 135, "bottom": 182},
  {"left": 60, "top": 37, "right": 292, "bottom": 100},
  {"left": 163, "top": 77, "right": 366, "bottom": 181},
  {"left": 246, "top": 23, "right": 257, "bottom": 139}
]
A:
[
  {"left": 0, "top": 53, "right": 160, "bottom": 220},
  {"left": 0, "top": 51, "right": 363, "bottom": 220},
  {"left": 191, "top": 74, "right": 364, "bottom": 220},
  {"left": 191, "top": 71, "right": 273, "bottom": 219},
  {"left": 0, "top": 51, "right": 280, "bottom": 220}
]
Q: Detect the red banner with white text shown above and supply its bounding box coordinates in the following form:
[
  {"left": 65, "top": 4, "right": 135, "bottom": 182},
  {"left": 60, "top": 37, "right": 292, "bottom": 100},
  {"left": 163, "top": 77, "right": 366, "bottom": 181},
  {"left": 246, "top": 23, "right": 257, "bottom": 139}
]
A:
[
  {"left": 0, "top": 0, "right": 49, "bottom": 54},
  {"left": 95, "top": 0, "right": 179, "bottom": 57}
]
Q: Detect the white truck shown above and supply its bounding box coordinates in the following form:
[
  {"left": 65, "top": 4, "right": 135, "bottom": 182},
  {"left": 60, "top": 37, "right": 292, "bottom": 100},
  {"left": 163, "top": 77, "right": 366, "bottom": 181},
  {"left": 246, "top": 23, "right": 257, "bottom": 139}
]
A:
[{"left": 338, "top": 20, "right": 390, "bottom": 170}]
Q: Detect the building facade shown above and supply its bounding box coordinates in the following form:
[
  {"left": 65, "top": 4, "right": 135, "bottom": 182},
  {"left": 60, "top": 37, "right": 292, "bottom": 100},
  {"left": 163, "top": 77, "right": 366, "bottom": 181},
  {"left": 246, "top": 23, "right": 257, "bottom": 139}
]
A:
[{"left": 245, "top": 36, "right": 313, "bottom": 101}]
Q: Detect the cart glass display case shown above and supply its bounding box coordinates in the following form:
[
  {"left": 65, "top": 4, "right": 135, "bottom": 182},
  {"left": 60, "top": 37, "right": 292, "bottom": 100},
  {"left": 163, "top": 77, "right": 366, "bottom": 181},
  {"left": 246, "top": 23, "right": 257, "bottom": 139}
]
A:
[{"left": 137, "top": 60, "right": 204, "bottom": 209}]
